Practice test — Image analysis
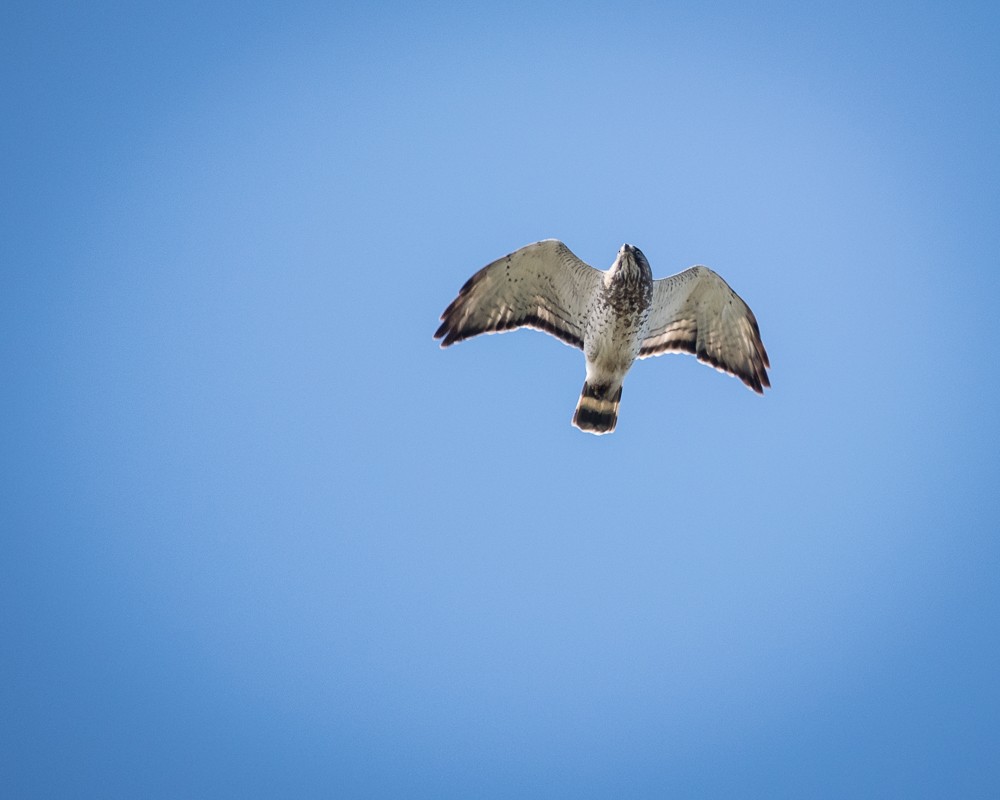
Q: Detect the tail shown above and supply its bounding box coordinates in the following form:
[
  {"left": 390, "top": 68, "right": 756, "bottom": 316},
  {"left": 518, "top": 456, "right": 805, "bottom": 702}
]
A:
[{"left": 572, "top": 381, "right": 623, "bottom": 435}]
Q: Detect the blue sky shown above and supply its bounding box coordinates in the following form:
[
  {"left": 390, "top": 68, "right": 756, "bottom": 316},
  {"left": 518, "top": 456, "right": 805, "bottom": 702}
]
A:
[{"left": 3, "top": 1, "right": 999, "bottom": 796}]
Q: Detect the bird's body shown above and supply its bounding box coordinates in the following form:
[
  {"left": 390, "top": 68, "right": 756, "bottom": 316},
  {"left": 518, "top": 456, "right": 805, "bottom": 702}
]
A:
[
  {"left": 573, "top": 244, "right": 653, "bottom": 432},
  {"left": 434, "top": 239, "right": 769, "bottom": 434}
]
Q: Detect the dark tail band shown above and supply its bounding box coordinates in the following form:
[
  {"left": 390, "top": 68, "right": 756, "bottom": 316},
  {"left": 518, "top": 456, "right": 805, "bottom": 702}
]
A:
[{"left": 572, "top": 381, "right": 623, "bottom": 435}]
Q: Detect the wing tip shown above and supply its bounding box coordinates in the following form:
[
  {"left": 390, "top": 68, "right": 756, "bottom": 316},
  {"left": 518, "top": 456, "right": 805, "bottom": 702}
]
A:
[{"left": 434, "top": 327, "right": 460, "bottom": 348}]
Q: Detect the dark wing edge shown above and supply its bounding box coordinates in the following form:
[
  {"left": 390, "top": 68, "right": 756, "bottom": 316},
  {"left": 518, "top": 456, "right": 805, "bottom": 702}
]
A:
[{"left": 639, "top": 267, "right": 771, "bottom": 394}]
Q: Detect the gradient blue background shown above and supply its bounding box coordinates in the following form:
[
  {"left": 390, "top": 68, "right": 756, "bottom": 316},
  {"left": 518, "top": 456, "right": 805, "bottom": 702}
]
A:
[{"left": 3, "top": 2, "right": 999, "bottom": 796}]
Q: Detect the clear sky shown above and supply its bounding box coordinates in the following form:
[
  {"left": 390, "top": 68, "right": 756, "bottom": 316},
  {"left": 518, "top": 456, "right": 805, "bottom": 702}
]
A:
[{"left": 3, "top": 1, "right": 999, "bottom": 796}]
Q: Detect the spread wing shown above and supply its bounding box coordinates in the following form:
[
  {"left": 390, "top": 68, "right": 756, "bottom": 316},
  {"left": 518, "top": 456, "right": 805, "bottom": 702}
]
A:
[
  {"left": 434, "top": 239, "right": 603, "bottom": 350},
  {"left": 639, "top": 266, "right": 770, "bottom": 393}
]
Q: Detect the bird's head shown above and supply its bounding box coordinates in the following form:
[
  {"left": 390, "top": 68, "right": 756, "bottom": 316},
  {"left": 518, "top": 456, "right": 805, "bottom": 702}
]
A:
[{"left": 610, "top": 243, "right": 652, "bottom": 283}]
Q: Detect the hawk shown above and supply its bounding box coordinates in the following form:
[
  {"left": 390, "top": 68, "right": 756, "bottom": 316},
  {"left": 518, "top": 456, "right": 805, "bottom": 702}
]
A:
[{"left": 434, "top": 239, "right": 770, "bottom": 434}]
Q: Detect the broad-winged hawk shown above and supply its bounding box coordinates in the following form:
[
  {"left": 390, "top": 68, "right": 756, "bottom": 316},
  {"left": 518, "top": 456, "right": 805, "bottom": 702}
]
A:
[{"left": 434, "top": 239, "right": 770, "bottom": 434}]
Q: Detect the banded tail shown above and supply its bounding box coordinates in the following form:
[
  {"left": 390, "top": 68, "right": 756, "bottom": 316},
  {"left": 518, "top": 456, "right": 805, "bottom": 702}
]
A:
[{"left": 572, "top": 381, "right": 623, "bottom": 435}]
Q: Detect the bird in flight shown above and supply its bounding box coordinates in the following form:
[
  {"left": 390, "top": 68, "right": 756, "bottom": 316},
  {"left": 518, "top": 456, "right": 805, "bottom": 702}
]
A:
[{"left": 434, "top": 239, "right": 770, "bottom": 434}]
